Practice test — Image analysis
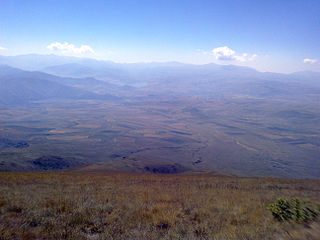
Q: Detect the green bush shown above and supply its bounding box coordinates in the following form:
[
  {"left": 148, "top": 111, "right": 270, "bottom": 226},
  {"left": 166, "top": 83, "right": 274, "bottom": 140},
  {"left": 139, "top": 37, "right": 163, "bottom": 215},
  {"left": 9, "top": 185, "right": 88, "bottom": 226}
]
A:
[
  {"left": 268, "top": 197, "right": 318, "bottom": 223},
  {"left": 268, "top": 198, "right": 292, "bottom": 221}
]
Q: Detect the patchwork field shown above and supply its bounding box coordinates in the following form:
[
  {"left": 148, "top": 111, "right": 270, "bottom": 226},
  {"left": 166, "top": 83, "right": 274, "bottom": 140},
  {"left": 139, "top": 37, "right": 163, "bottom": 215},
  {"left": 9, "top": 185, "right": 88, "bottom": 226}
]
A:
[{"left": 0, "top": 95, "right": 319, "bottom": 178}]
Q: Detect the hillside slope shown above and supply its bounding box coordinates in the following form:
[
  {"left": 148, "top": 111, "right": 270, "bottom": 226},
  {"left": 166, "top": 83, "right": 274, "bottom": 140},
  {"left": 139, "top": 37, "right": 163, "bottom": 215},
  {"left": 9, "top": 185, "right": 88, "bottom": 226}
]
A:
[
  {"left": 0, "top": 65, "right": 119, "bottom": 105},
  {"left": 0, "top": 172, "right": 319, "bottom": 239}
]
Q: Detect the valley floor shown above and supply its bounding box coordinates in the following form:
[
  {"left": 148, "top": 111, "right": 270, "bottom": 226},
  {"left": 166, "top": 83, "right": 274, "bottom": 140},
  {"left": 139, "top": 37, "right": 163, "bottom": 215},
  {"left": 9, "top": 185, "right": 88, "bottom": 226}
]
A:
[{"left": 0, "top": 172, "right": 319, "bottom": 239}]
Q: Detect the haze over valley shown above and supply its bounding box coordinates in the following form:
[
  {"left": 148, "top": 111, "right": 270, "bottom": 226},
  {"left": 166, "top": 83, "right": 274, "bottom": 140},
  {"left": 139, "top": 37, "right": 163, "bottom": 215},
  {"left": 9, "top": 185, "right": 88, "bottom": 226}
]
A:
[{"left": 0, "top": 54, "right": 319, "bottom": 178}]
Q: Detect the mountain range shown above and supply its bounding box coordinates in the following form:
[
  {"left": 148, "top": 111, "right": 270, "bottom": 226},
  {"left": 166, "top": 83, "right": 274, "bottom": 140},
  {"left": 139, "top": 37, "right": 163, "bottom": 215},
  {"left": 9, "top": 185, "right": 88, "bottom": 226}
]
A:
[
  {"left": 0, "top": 54, "right": 319, "bottom": 178},
  {"left": 1, "top": 54, "right": 320, "bottom": 100}
]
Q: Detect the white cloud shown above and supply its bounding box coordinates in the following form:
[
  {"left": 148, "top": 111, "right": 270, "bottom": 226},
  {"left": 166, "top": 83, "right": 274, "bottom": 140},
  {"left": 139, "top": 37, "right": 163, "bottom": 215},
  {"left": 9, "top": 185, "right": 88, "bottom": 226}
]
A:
[
  {"left": 212, "top": 46, "right": 235, "bottom": 60},
  {"left": 47, "top": 42, "right": 94, "bottom": 54},
  {"left": 212, "top": 46, "right": 257, "bottom": 62},
  {"left": 303, "top": 58, "right": 318, "bottom": 64},
  {"left": 0, "top": 46, "right": 6, "bottom": 50}
]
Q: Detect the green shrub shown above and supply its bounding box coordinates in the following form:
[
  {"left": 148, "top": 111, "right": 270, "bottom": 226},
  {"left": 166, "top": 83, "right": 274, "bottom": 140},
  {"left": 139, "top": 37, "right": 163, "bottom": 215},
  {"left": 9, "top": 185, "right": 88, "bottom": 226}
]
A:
[
  {"left": 268, "top": 197, "right": 318, "bottom": 223},
  {"left": 268, "top": 198, "right": 292, "bottom": 221}
]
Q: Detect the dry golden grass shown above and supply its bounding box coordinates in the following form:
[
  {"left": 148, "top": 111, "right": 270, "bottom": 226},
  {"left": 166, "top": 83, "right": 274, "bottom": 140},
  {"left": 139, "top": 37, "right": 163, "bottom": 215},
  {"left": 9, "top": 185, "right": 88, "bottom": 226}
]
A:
[{"left": 0, "top": 172, "right": 319, "bottom": 240}]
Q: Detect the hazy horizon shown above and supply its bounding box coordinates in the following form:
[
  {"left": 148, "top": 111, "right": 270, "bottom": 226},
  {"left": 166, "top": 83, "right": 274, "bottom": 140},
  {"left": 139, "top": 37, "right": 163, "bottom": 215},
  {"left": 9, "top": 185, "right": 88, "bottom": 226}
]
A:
[
  {"left": 1, "top": 53, "right": 320, "bottom": 75},
  {"left": 1, "top": 0, "right": 319, "bottom": 73}
]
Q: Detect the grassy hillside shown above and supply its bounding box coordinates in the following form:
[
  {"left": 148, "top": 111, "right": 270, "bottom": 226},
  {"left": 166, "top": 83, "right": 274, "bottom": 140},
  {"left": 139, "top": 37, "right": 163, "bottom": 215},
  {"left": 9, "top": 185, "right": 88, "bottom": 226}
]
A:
[{"left": 0, "top": 172, "right": 319, "bottom": 239}]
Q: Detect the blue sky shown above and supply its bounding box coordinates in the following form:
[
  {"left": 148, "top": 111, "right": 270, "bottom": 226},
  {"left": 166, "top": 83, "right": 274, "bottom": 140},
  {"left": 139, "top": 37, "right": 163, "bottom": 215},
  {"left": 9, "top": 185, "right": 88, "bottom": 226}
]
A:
[{"left": 0, "top": 0, "right": 319, "bottom": 73}]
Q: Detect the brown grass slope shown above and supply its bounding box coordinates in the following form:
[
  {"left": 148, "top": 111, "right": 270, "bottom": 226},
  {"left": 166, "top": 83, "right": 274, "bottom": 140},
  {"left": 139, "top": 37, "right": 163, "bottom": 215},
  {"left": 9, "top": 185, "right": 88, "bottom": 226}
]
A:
[{"left": 0, "top": 172, "right": 319, "bottom": 240}]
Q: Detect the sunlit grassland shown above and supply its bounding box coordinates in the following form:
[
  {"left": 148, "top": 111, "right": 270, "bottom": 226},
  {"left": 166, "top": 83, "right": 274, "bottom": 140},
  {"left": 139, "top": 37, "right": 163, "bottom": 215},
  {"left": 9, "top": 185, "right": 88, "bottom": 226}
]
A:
[{"left": 0, "top": 172, "right": 319, "bottom": 239}]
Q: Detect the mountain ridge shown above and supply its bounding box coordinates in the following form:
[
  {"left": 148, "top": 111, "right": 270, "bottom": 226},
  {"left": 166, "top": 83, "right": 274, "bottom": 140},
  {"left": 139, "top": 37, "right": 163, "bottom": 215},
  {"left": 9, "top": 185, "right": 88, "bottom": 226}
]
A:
[{"left": 1, "top": 53, "right": 319, "bottom": 75}]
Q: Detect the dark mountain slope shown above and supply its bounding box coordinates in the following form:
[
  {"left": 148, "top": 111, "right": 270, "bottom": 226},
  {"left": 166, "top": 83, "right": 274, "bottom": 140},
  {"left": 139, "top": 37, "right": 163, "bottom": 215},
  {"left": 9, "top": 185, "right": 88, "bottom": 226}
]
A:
[{"left": 0, "top": 65, "right": 119, "bottom": 106}]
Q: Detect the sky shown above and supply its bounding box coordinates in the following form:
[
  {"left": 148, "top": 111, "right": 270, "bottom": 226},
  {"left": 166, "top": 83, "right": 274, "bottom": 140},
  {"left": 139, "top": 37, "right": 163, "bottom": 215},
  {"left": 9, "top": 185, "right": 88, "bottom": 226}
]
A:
[{"left": 0, "top": 0, "right": 319, "bottom": 73}]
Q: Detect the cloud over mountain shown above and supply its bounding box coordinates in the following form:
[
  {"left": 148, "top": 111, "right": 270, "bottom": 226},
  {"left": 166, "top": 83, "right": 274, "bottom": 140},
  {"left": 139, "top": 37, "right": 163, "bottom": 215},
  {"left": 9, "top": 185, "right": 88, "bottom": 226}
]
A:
[
  {"left": 47, "top": 42, "right": 94, "bottom": 54},
  {"left": 303, "top": 58, "right": 318, "bottom": 64},
  {"left": 212, "top": 46, "right": 257, "bottom": 62}
]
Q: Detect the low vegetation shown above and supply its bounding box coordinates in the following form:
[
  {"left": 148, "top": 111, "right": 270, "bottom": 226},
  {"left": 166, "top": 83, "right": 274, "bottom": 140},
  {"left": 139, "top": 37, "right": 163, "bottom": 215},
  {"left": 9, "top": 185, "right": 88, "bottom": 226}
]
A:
[
  {"left": 268, "top": 197, "right": 318, "bottom": 223},
  {"left": 0, "top": 172, "right": 319, "bottom": 239}
]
